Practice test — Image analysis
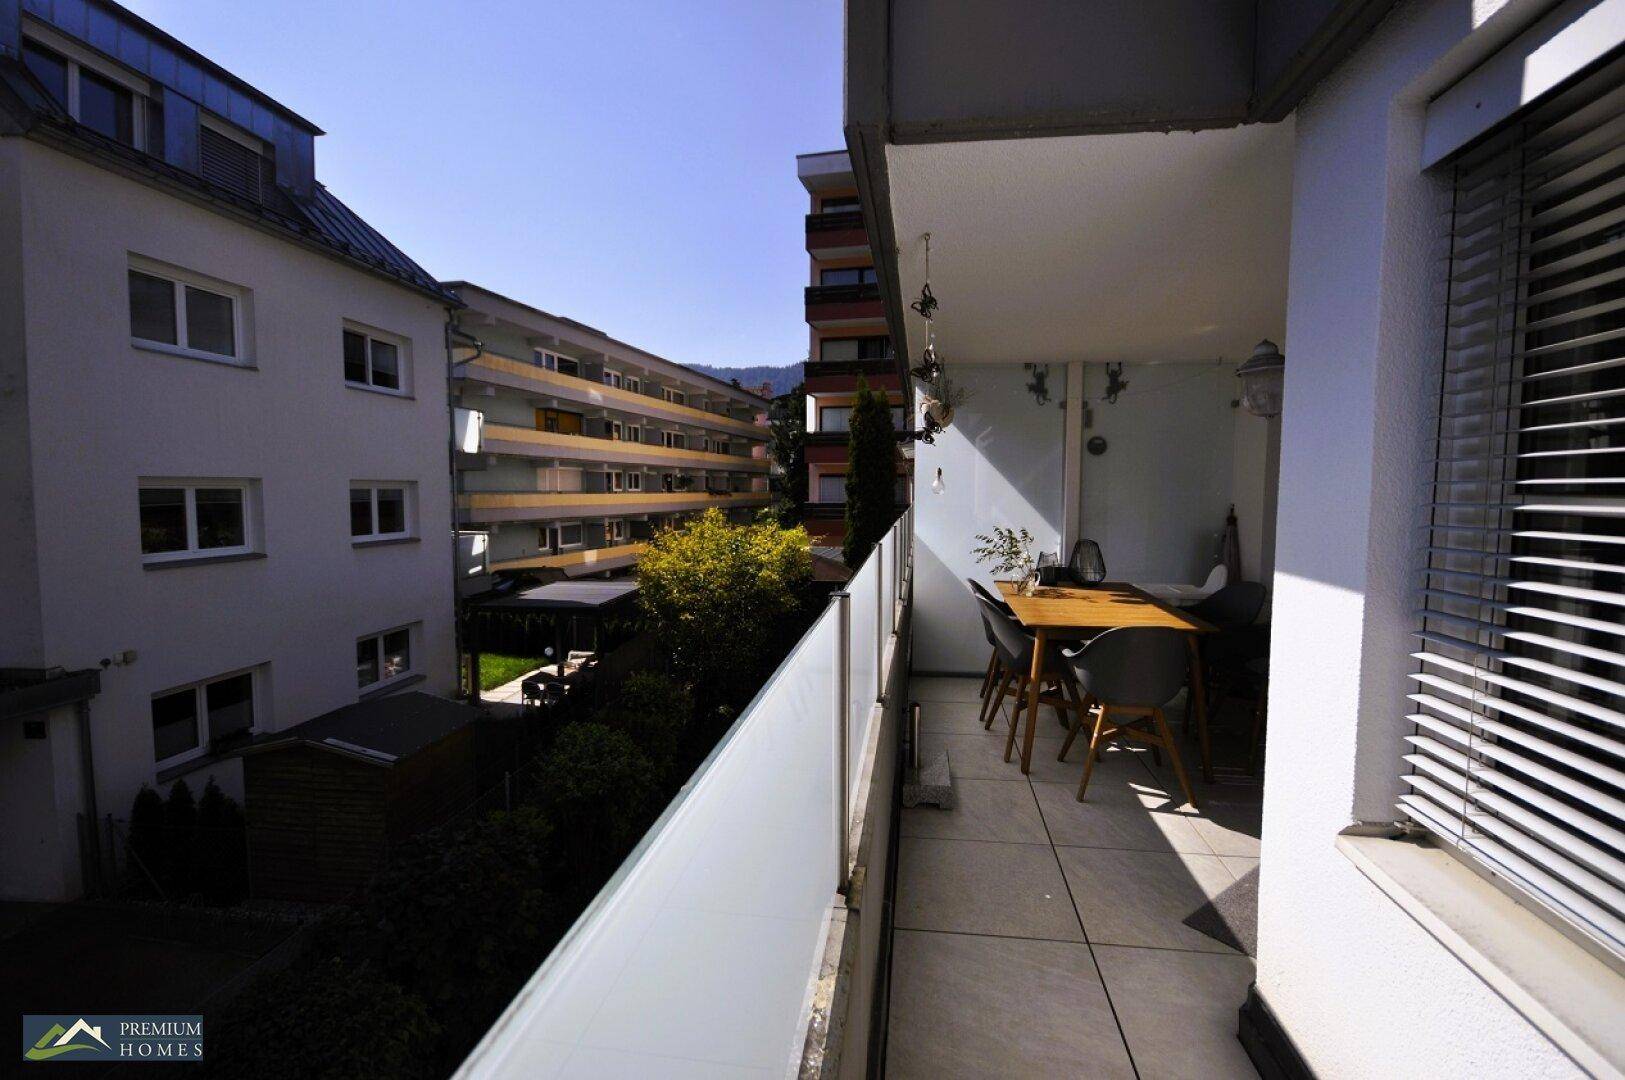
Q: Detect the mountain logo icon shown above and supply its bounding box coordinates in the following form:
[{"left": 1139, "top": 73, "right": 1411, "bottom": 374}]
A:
[{"left": 24, "top": 1018, "right": 110, "bottom": 1061}]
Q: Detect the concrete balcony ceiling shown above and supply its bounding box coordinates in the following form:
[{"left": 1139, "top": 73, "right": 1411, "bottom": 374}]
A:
[{"left": 883, "top": 121, "right": 1293, "bottom": 365}]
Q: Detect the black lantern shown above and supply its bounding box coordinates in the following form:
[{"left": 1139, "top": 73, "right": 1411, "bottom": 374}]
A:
[{"left": 1067, "top": 539, "right": 1106, "bottom": 586}]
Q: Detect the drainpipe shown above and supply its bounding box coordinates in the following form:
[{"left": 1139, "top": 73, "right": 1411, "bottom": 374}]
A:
[
  {"left": 76, "top": 698, "right": 101, "bottom": 895},
  {"left": 447, "top": 317, "right": 485, "bottom": 702}
]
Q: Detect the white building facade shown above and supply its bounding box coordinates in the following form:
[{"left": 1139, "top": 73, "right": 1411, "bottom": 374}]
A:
[{"left": 0, "top": 0, "right": 459, "bottom": 901}]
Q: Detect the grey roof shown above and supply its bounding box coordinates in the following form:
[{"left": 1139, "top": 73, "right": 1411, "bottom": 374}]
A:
[
  {"left": 242, "top": 691, "right": 478, "bottom": 765},
  {"left": 0, "top": 59, "right": 456, "bottom": 305},
  {"left": 474, "top": 579, "right": 641, "bottom": 613}
]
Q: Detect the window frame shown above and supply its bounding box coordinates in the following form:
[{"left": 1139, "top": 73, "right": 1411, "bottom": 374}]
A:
[
  {"left": 150, "top": 666, "right": 261, "bottom": 766},
  {"left": 603, "top": 369, "right": 623, "bottom": 389},
  {"left": 350, "top": 482, "right": 414, "bottom": 543},
  {"left": 625, "top": 376, "right": 642, "bottom": 394},
  {"left": 605, "top": 517, "right": 627, "bottom": 543},
  {"left": 663, "top": 387, "right": 687, "bottom": 406},
  {"left": 343, "top": 323, "right": 409, "bottom": 396},
  {"left": 138, "top": 479, "right": 256, "bottom": 564},
  {"left": 356, "top": 624, "right": 417, "bottom": 695},
  {"left": 626, "top": 471, "right": 643, "bottom": 492},
  {"left": 128, "top": 257, "right": 248, "bottom": 366},
  {"left": 21, "top": 25, "right": 153, "bottom": 152},
  {"left": 607, "top": 470, "right": 625, "bottom": 493}
]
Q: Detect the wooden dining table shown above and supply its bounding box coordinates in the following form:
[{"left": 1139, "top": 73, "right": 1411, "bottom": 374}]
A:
[{"left": 995, "top": 580, "right": 1217, "bottom": 781}]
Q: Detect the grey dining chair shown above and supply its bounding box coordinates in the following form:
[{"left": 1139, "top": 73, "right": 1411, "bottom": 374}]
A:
[
  {"left": 1060, "top": 626, "right": 1198, "bottom": 807},
  {"left": 971, "top": 592, "right": 1083, "bottom": 744},
  {"left": 966, "top": 580, "right": 1008, "bottom": 703}
]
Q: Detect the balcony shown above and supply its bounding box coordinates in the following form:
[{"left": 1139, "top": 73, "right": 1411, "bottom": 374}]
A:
[
  {"left": 805, "top": 282, "right": 884, "bottom": 327},
  {"left": 805, "top": 209, "right": 869, "bottom": 256},
  {"left": 479, "top": 423, "right": 770, "bottom": 474},
  {"left": 457, "top": 353, "right": 766, "bottom": 441},
  {"left": 489, "top": 542, "right": 647, "bottom": 577},
  {"left": 457, "top": 489, "right": 770, "bottom": 524},
  {"left": 804, "top": 356, "right": 900, "bottom": 393}
]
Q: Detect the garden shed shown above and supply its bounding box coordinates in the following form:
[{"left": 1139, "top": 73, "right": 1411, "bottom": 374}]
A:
[{"left": 240, "top": 692, "right": 479, "bottom": 901}]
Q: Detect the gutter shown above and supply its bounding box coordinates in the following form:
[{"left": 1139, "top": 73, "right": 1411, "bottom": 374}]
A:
[{"left": 447, "top": 320, "right": 486, "bottom": 702}]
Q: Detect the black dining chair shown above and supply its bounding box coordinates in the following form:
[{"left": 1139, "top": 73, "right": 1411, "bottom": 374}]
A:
[
  {"left": 966, "top": 580, "right": 1011, "bottom": 705},
  {"left": 1185, "top": 581, "right": 1266, "bottom": 732},
  {"left": 1188, "top": 581, "right": 1265, "bottom": 630},
  {"left": 971, "top": 593, "right": 1083, "bottom": 746},
  {"left": 1060, "top": 627, "right": 1197, "bottom": 807}
]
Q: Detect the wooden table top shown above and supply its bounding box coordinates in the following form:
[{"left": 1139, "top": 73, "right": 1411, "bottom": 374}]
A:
[{"left": 994, "top": 580, "right": 1215, "bottom": 634}]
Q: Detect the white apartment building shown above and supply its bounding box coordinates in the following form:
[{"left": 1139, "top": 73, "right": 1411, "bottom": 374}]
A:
[
  {"left": 0, "top": 0, "right": 459, "bottom": 901},
  {"left": 448, "top": 282, "right": 771, "bottom": 590}
]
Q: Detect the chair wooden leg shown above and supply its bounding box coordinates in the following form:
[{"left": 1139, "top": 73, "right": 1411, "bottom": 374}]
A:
[
  {"left": 1058, "top": 701, "right": 1089, "bottom": 761},
  {"left": 1151, "top": 707, "right": 1198, "bottom": 809},
  {"left": 982, "top": 668, "right": 1014, "bottom": 730},
  {"left": 1003, "top": 675, "right": 1030, "bottom": 762},
  {"left": 1075, "top": 706, "right": 1111, "bottom": 801},
  {"left": 980, "top": 650, "right": 998, "bottom": 699}
]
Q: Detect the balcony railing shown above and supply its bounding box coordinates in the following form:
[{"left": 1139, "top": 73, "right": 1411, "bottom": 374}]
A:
[
  {"left": 456, "top": 509, "right": 913, "bottom": 1077},
  {"left": 804, "top": 282, "right": 881, "bottom": 306},
  {"left": 479, "top": 423, "right": 770, "bottom": 473},
  {"left": 804, "top": 209, "right": 866, "bottom": 232},
  {"left": 457, "top": 490, "right": 770, "bottom": 523},
  {"left": 488, "top": 542, "right": 648, "bottom": 574}
]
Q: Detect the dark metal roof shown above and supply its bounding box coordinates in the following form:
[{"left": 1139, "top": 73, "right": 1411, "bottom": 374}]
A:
[
  {"left": 241, "top": 691, "right": 478, "bottom": 766},
  {"left": 0, "top": 666, "right": 100, "bottom": 719},
  {"left": 473, "top": 579, "right": 641, "bottom": 614},
  {"left": 0, "top": 60, "right": 457, "bottom": 305}
]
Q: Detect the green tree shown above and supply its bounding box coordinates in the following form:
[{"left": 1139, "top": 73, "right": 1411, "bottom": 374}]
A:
[
  {"left": 769, "top": 382, "right": 808, "bottom": 524},
  {"left": 194, "top": 778, "right": 248, "bottom": 905},
  {"left": 126, "top": 785, "right": 166, "bottom": 896},
  {"left": 843, "top": 377, "right": 898, "bottom": 567},
  {"left": 637, "top": 508, "right": 812, "bottom": 702},
  {"left": 162, "top": 778, "right": 198, "bottom": 897},
  {"left": 536, "top": 723, "right": 664, "bottom": 888},
  {"left": 593, "top": 672, "right": 695, "bottom": 783}
]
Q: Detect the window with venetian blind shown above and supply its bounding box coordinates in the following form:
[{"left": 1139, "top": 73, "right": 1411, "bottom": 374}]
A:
[{"left": 1407, "top": 50, "right": 1625, "bottom": 962}]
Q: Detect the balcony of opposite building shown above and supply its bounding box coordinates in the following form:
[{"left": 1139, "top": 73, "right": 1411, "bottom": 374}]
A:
[
  {"left": 805, "top": 209, "right": 870, "bottom": 257},
  {"left": 805, "top": 282, "right": 885, "bottom": 327},
  {"left": 479, "top": 423, "right": 770, "bottom": 474},
  {"left": 457, "top": 489, "right": 770, "bottom": 525}
]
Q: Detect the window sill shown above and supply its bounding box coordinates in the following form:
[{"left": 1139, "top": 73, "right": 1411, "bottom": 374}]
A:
[
  {"left": 143, "top": 551, "right": 266, "bottom": 571},
  {"left": 156, "top": 742, "right": 249, "bottom": 785},
  {"left": 345, "top": 381, "right": 414, "bottom": 401},
  {"left": 1336, "top": 832, "right": 1624, "bottom": 1075},
  {"left": 352, "top": 536, "right": 420, "bottom": 549},
  {"left": 133, "top": 340, "right": 254, "bottom": 369},
  {"left": 358, "top": 672, "right": 425, "bottom": 701}
]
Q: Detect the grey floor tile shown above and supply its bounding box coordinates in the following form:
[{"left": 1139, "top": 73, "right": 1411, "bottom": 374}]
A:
[
  {"left": 1092, "top": 945, "right": 1258, "bottom": 1080},
  {"left": 1191, "top": 803, "right": 1263, "bottom": 859},
  {"left": 918, "top": 731, "right": 1064, "bottom": 781},
  {"left": 887, "top": 930, "right": 1135, "bottom": 1080},
  {"left": 1032, "top": 781, "right": 1212, "bottom": 854},
  {"left": 895, "top": 837, "right": 1083, "bottom": 941},
  {"left": 1219, "top": 856, "right": 1259, "bottom": 881},
  {"left": 902, "top": 778, "right": 1049, "bottom": 844},
  {"left": 1055, "top": 847, "right": 1243, "bottom": 954},
  {"left": 910, "top": 676, "right": 986, "bottom": 704},
  {"left": 916, "top": 699, "right": 996, "bottom": 734}
]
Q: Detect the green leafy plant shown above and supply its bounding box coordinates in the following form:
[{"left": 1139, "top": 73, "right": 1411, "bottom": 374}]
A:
[
  {"left": 194, "top": 778, "right": 248, "bottom": 904},
  {"left": 769, "top": 382, "right": 809, "bottom": 524},
  {"left": 844, "top": 377, "right": 900, "bottom": 567},
  {"left": 637, "top": 508, "right": 812, "bottom": 702},
  {"left": 593, "top": 672, "right": 695, "bottom": 783},
  {"left": 535, "top": 722, "right": 664, "bottom": 889},
  {"left": 971, "top": 526, "right": 1036, "bottom": 581}
]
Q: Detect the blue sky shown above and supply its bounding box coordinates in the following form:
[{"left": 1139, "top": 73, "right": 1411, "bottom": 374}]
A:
[{"left": 121, "top": 0, "right": 843, "bottom": 369}]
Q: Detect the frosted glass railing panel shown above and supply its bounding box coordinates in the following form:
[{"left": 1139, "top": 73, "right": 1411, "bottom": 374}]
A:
[
  {"left": 845, "top": 552, "right": 879, "bottom": 802},
  {"left": 464, "top": 607, "right": 842, "bottom": 1079}
]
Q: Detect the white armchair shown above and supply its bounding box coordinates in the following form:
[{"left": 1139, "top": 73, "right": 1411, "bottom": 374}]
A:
[{"left": 1137, "top": 564, "right": 1228, "bottom": 608}]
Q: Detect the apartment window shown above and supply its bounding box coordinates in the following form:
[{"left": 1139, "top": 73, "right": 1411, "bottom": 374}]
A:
[
  {"left": 604, "top": 369, "right": 623, "bottom": 389},
  {"left": 607, "top": 471, "right": 624, "bottom": 492},
  {"left": 78, "top": 67, "right": 133, "bottom": 145},
  {"left": 542, "top": 522, "right": 583, "bottom": 553},
  {"left": 819, "top": 266, "right": 878, "bottom": 286},
  {"left": 22, "top": 40, "right": 69, "bottom": 106},
  {"left": 350, "top": 484, "right": 412, "bottom": 541},
  {"left": 605, "top": 518, "right": 627, "bottom": 543},
  {"left": 356, "top": 626, "right": 414, "bottom": 691},
  {"left": 819, "top": 406, "right": 853, "bottom": 433},
  {"left": 151, "top": 669, "right": 258, "bottom": 763},
  {"left": 538, "top": 408, "right": 583, "bottom": 435},
  {"left": 626, "top": 472, "right": 643, "bottom": 492},
  {"left": 608, "top": 421, "right": 624, "bottom": 441},
  {"left": 343, "top": 326, "right": 404, "bottom": 393},
  {"left": 128, "top": 262, "right": 242, "bottom": 363},
  {"left": 664, "top": 387, "right": 686, "bottom": 405},
  {"left": 1407, "top": 57, "right": 1625, "bottom": 962},
  {"left": 817, "top": 474, "right": 846, "bottom": 503},
  {"left": 199, "top": 123, "right": 265, "bottom": 203},
  {"left": 820, "top": 336, "right": 892, "bottom": 362},
  {"left": 23, "top": 36, "right": 154, "bottom": 152},
  {"left": 626, "top": 377, "right": 641, "bottom": 394},
  {"left": 662, "top": 431, "right": 687, "bottom": 450},
  {"left": 625, "top": 425, "right": 641, "bottom": 444},
  {"left": 138, "top": 481, "right": 252, "bottom": 563},
  {"left": 819, "top": 195, "right": 860, "bottom": 213},
  {"left": 555, "top": 354, "right": 580, "bottom": 377}
]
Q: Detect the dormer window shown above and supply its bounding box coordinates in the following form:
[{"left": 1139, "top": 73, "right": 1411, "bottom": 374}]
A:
[
  {"left": 21, "top": 33, "right": 158, "bottom": 153},
  {"left": 200, "top": 123, "right": 265, "bottom": 203}
]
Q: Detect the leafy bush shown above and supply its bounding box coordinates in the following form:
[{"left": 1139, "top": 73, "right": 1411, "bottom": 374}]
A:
[
  {"left": 195, "top": 779, "right": 248, "bottom": 904},
  {"left": 535, "top": 722, "right": 663, "bottom": 889},
  {"left": 200, "top": 957, "right": 438, "bottom": 1080},
  {"left": 593, "top": 672, "right": 694, "bottom": 781},
  {"left": 637, "top": 508, "right": 812, "bottom": 703},
  {"left": 162, "top": 778, "right": 197, "bottom": 895},
  {"left": 124, "top": 779, "right": 246, "bottom": 903},
  {"left": 844, "top": 377, "right": 899, "bottom": 567},
  {"left": 126, "top": 785, "right": 166, "bottom": 896}
]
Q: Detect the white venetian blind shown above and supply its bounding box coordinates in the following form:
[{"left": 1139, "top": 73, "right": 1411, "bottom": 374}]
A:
[{"left": 1408, "top": 47, "right": 1625, "bottom": 963}]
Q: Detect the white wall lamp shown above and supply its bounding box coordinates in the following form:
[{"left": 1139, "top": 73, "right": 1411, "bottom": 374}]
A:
[{"left": 1236, "top": 339, "right": 1286, "bottom": 418}]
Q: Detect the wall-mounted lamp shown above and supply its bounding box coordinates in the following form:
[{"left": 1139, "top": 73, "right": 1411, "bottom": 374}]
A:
[
  {"left": 931, "top": 467, "right": 944, "bottom": 495},
  {"left": 1237, "top": 339, "right": 1286, "bottom": 418}
]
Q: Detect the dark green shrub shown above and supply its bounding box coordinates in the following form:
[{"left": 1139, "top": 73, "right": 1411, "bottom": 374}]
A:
[
  {"left": 535, "top": 722, "right": 662, "bottom": 888},
  {"left": 844, "top": 377, "right": 899, "bottom": 567},
  {"left": 162, "top": 779, "right": 197, "bottom": 897},
  {"left": 194, "top": 778, "right": 248, "bottom": 905},
  {"left": 200, "top": 957, "right": 438, "bottom": 1080},
  {"left": 593, "top": 672, "right": 694, "bottom": 781},
  {"left": 126, "top": 785, "right": 166, "bottom": 896}
]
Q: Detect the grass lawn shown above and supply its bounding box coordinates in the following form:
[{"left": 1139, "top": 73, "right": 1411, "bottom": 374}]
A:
[{"left": 480, "top": 653, "right": 543, "bottom": 691}]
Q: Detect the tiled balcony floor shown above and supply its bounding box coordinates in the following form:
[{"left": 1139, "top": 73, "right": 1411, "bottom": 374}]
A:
[{"left": 885, "top": 676, "right": 1262, "bottom": 1079}]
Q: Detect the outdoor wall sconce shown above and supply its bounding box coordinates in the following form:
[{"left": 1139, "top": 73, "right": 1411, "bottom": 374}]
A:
[{"left": 1236, "top": 339, "right": 1286, "bottom": 418}]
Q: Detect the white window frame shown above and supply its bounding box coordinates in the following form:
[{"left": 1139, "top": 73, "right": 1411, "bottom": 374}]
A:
[
  {"left": 604, "top": 369, "right": 623, "bottom": 389},
  {"left": 607, "top": 470, "right": 625, "bottom": 492},
  {"left": 138, "top": 479, "right": 256, "bottom": 564},
  {"left": 343, "top": 322, "right": 409, "bottom": 396},
  {"left": 626, "top": 472, "right": 643, "bottom": 492},
  {"left": 662, "top": 430, "right": 687, "bottom": 450},
  {"left": 555, "top": 520, "right": 584, "bottom": 550},
  {"left": 127, "top": 256, "right": 248, "bottom": 366},
  {"left": 664, "top": 387, "right": 686, "bottom": 405},
  {"left": 626, "top": 424, "right": 641, "bottom": 444},
  {"left": 356, "top": 624, "right": 416, "bottom": 694},
  {"left": 23, "top": 23, "right": 151, "bottom": 149},
  {"left": 609, "top": 421, "right": 624, "bottom": 442},
  {"left": 350, "top": 482, "right": 414, "bottom": 543},
  {"left": 605, "top": 518, "right": 627, "bottom": 543},
  {"left": 150, "top": 665, "right": 261, "bottom": 766},
  {"left": 625, "top": 376, "right": 642, "bottom": 394}
]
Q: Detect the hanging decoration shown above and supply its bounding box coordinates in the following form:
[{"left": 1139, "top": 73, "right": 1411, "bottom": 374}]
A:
[
  {"left": 1023, "top": 363, "right": 1051, "bottom": 406},
  {"left": 1103, "top": 363, "right": 1130, "bottom": 405},
  {"left": 910, "top": 232, "right": 969, "bottom": 439}
]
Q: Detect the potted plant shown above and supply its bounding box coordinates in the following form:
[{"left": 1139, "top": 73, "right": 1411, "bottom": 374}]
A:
[
  {"left": 971, "top": 526, "right": 1038, "bottom": 595},
  {"left": 920, "top": 370, "right": 968, "bottom": 429}
]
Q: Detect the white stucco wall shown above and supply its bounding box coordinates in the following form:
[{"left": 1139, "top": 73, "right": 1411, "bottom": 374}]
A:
[
  {"left": 1, "top": 140, "right": 458, "bottom": 864},
  {"left": 1258, "top": 0, "right": 1591, "bottom": 1075}
]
